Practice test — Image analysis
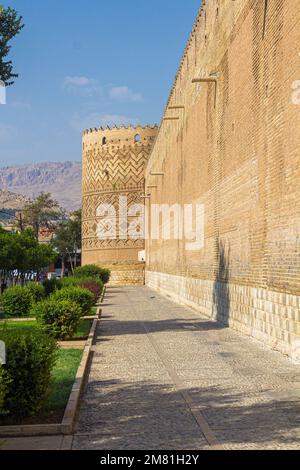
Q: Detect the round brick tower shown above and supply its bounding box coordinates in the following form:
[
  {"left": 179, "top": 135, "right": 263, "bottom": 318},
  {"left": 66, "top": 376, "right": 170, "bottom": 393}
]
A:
[{"left": 82, "top": 124, "right": 158, "bottom": 285}]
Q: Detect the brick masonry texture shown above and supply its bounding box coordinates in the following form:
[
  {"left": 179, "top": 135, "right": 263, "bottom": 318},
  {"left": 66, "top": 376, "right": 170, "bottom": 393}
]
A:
[
  {"left": 82, "top": 125, "right": 157, "bottom": 284},
  {"left": 145, "top": 0, "right": 300, "bottom": 357},
  {"left": 146, "top": 271, "right": 300, "bottom": 357},
  {"left": 106, "top": 263, "right": 145, "bottom": 286}
]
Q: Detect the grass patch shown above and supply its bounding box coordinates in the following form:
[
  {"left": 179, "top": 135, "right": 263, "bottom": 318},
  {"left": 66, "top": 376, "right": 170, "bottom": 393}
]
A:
[
  {"left": 76, "top": 319, "right": 92, "bottom": 338},
  {"left": 0, "top": 319, "right": 92, "bottom": 339},
  {"left": 0, "top": 311, "right": 35, "bottom": 320},
  {"left": 0, "top": 320, "right": 38, "bottom": 332},
  {"left": 44, "top": 349, "right": 83, "bottom": 413}
]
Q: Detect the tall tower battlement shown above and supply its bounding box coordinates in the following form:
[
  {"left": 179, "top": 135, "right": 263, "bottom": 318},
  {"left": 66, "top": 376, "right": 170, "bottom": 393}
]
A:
[{"left": 82, "top": 124, "right": 158, "bottom": 284}]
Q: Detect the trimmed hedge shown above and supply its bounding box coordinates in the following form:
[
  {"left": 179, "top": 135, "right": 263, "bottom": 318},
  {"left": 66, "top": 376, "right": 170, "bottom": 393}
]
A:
[
  {"left": 50, "top": 286, "right": 94, "bottom": 316},
  {"left": 0, "top": 286, "right": 33, "bottom": 318},
  {"left": 42, "top": 278, "right": 63, "bottom": 296},
  {"left": 61, "top": 276, "right": 103, "bottom": 302},
  {"left": 73, "top": 265, "right": 111, "bottom": 285},
  {"left": 78, "top": 280, "right": 102, "bottom": 303},
  {"left": 0, "top": 329, "right": 57, "bottom": 420},
  {"left": 24, "top": 283, "right": 45, "bottom": 304},
  {"left": 32, "top": 299, "right": 82, "bottom": 340},
  {"left": 98, "top": 268, "right": 110, "bottom": 285}
]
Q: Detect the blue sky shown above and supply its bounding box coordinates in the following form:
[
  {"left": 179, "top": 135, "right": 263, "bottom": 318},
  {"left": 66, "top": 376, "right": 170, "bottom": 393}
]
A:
[{"left": 0, "top": 0, "right": 201, "bottom": 166}]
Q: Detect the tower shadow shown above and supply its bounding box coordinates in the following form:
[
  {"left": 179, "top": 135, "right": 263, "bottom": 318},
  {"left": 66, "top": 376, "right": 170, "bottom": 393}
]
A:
[{"left": 213, "top": 240, "right": 230, "bottom": 327}]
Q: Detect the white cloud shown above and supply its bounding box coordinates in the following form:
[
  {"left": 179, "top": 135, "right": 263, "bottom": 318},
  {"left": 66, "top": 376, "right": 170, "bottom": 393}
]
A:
[
  {"left": 64, "top": 76, "right": 98, "bottom": 87},
  {"left": 70, "top": 113, "right": 139, "bottom": 132},
  {"left": 109, "top": 86, "right": 144, "bottom": 103},
  {"left": 63, "top": 76, "right": 103, "bottom": 97},
  {"left": 63, "top": 77, "right": 144, "bottom": 103}
]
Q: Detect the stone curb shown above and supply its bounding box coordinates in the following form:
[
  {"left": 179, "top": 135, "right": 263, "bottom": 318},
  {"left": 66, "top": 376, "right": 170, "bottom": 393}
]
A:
[
  {"left": 98, "top": 286, "right": 106, "bottom": 306},
  {"left": 0, "top": 313, "right": 101, "bottom": 324},
  {"left": 60, "top": 317, "right": 98, "bottom": 435}
]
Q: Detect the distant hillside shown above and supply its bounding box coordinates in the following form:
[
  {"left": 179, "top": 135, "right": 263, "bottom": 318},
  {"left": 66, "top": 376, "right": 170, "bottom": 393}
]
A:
[
  {"left": 0, "top": 189, "right": 31, "bottom": 210},
  {"left": 0, "top": 162, "right": 82, "bottom": 211},
  {"left": 0, "top": 189, "right": 31, "bottom": 223}
]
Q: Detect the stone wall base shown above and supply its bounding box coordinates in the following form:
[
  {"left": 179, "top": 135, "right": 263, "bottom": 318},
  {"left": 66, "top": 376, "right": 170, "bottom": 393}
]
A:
[
  {"left": 146, "top": 271, "right": 300, "bottom": 359},
  {"left": 107, "top": 264, "right": 145, "bottom": 286}
]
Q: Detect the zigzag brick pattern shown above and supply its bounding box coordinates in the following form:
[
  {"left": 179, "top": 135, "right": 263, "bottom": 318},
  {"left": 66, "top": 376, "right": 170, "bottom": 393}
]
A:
[{"left": 82, "top": 125, "right": 158, "bottom": 280}]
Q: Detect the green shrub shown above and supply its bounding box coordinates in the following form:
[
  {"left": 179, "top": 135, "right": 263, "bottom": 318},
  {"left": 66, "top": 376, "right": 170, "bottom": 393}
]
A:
[
  {"left": 0, "top": 286, "right": 32, "bottom": 317},
  {"left": 32, "top": 299, "right": 82, "bottom": 340},
  {"left": 73, "top": 264, "right": 102, "bottom": 278},
  {"left": 73, "top": 265, "right": 111, "bottom": 284},
  {"left": 0, "top": 329, "right": 57, "bottom": 421},
  {"left": 77, "top": 279, "right": 103, "bottom": 302},
  {"left": 98, "top": 268, "right": 111, "bottom": 285},
  {"left": 50, "top": 286, "right": 94, "bottom": 315},
  {"left": 24, "top": 283, "right": 45, "bottom": 303},
  {"left": 42, "top": 278, "right": 63, "bottom": 296},
  {"left": 61, "top": 276, "right": 103, "bottom": 298}
]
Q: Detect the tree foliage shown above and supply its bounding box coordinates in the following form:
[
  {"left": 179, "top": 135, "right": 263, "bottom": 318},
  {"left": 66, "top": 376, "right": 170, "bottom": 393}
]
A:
[
  {"left": 22, "top": 192, "right": 64, "bottom": 239},
  {"left": 51, "top": 210, "right": 82, "bottom": 275},
  {"left": 0, "top": 5, "right": 24, "bottom": 86},
  {"left": 0, "top": 228, "right": 56, "bottom": 279}
]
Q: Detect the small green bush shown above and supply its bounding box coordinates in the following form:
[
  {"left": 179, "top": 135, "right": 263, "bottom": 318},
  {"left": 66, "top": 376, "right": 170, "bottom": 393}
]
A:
[
  {"left": 77, "top": 279, "right": 103, "bottom": 302},
  {"left": 61, "top": 276, "right": 103, "bottom": 298},
  {"left": 73, "top": 264, "right": 102, "bottom": 278},
  {"left": 42, "top": 278, "right": 63, "bottom": 296},
  {"left": 73, "top": 265, "right": 111, "bottom": 284},
  {"left": 0, "top": 286, "right": 32, "bottom": 317},
  {"left": 24, "top": 283, "right": 45, "bottom": 303},
  {"left": 98, "top": 268, "right": 111, "bottom": 285},
  {"left": 0, "top": 329, "right": 57, "bottom": 421},
  {"left": 50, "top": 286, "right": 94, "bottom": 315},
  {"left": 32, "top": 299, "right": 82, "bottom": 340}
]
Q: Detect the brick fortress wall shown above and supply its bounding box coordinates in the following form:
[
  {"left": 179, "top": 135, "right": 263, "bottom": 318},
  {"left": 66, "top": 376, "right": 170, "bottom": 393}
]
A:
[{"left": 145, "top": 0, "right": 300, "bottom": 357}]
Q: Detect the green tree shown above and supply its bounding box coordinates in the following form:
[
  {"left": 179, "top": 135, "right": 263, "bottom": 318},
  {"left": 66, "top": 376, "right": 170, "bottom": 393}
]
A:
[
  {"left": 17, "top": 229, "right": 56, "bottom": 277},
  {"left": 22, "top": 192, "right": 64, "bottom": 239},
  {"left": 67, "top": 209, "right": 82, "bottom": 270},
  {"left": 0, "top": 5, "right": 24, "bottom": 86},
  {"left": 51, "top": 223, "right": 70, "bottom": 278},
  {"left": 0, "top": 229, "right": 56, "bottom": 282},
  {"left": 0, "top": 229, "right": 23, "bottom": 274},
  {"left": 51, "top": 210, "right": 82, "bottom": 276}
]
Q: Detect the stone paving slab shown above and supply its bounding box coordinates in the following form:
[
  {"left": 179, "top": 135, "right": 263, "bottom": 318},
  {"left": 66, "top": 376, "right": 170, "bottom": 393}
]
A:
[
  {"left": 73, "top": 286, "right": 300, "bottom": 450},
  {"left": 2, "top": 286, "right": 300, "bottom": 450},
  {"left": 0, "top": 435, "right": 67, "bottom": 451},
  {"left": 73, "top": 432, "right": 209, "bottom": 451}
]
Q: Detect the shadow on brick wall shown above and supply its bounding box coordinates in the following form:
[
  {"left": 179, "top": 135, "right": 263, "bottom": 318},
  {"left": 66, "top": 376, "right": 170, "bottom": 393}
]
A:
[{"left": 213, "top": 240, "right": 230, "bottom": 327}]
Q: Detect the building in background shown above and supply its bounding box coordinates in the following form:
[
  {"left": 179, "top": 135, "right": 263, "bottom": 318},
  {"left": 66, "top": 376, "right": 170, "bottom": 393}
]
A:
[{"left": 82, "top": 125, "right": 158, "bottom": 285}]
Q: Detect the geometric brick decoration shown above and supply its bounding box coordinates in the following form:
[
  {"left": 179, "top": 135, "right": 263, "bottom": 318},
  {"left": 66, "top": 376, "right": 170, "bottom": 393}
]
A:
[{"left": 82, "top": 124, "right": 158, "bottom": 281}]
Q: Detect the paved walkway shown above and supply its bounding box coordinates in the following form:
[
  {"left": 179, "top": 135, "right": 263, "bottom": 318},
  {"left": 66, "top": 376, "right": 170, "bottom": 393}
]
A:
[
  {"left": 2, "top": 286, "right": 300, "bottom": 450},
  {"left": 73, "top": 286, "right": 300, "bottom": 450}
]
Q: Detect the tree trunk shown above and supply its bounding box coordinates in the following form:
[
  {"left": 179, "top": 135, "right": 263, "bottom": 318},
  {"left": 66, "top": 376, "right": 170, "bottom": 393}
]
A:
[
  {"left": 68, "top": 252, "right": 74, "bottom": 274},
  {"left": 61, "top": 257, "right": 65, "bottom": 278},
  {"left": 74, "top": 245, "right": 78, "bottom": 269}
]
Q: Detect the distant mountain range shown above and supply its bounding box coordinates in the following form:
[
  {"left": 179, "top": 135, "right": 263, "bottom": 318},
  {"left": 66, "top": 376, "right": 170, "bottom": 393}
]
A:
[{"left": 0, "top": 162, "right": 82, "bottom": 211}]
